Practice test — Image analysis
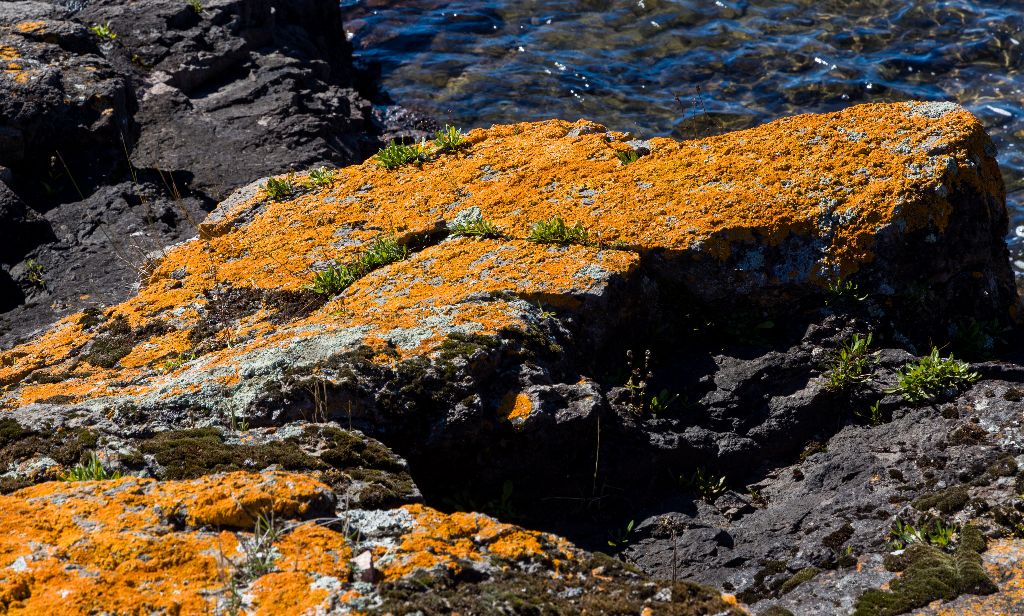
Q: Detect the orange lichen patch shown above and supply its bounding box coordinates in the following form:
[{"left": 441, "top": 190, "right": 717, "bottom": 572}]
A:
[
  {"left": 249, "top": 572, "right": 330, "bottom": 616},
  {"left": 0, "top": 472, "right": 336, "bottom": 614},
  {"left": 500, "top": 391, "right": 534, "bottom": 424},
  {"left": 13, "top": 21, "right": 45, "bottom": 34},
  {"left": 0, "top": 103, "right": 994, "bottom": 411},
  {"left": 379, "top": 504, "right": 569, "bottom": 581},
  {"left": 0, "top": 46, "right": 17, "bottom": 61},
  {"left": 151, "top": 471, "right": 333, "bottom": 527},
  {"left": 273, "top": 523, "right": 353, "bottom": 576},
  {"left": 916, "top": 538, "right": 1024, "bottom": 615}
]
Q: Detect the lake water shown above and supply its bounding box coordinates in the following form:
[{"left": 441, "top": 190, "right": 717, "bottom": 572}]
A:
[{"left": 341, "top": 0, "right": 1024, "bottom": 273}]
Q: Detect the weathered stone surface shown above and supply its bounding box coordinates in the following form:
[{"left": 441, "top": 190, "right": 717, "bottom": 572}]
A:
[
  {"left": 0, "top": 101, "right": 1021, "bottom": 614},
  {"left": 0, "top": 0, "right": 432, "bottom": 346},
  {"left": 0, "top": 470, "right": 741, "bottom": 614}
]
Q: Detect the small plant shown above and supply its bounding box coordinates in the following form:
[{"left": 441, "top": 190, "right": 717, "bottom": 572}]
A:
[
  {"left": 187, "top": 0, "right": 204, "bottom": 13},
  {"left": 889, "top": 518, "right": 957, "bottom": 550},
  {"left": 236, "top": 512, "right": 281, "bottom": 581},
  {"left": 649, "top": 389, "right": 680, "bottom": 416},
  {"left": 825, "top": 278, "right": 867, "bottom": 305},
  {"left": 624, "top": 349, "right": 652, "bottom": 411},
  {"left": 62, "top": 452, "right": 122, "bottom": 481},
  {"left": 824, "top": 332, "right": 875, "bottom": 391},
  {"left": 434, "top": 125, "right": 467, "bottom": 153},
  {"left": 89, "top": 22, "right": 117, "bottom": 41},
  {"left": 526, "top": 216, "right": 590, "bottom": 245},
  {"left": 263, "top": 176, "right": 296, "bottom": 201},
  {"left": 309, "top": 262, "right": 357, "bottom": 296},
  {"left": 161, "top": 351, "right": 197, "bottom": 373},
  {"left": 681, "top": 468, "right": 727, "bottom": 502},
  {"left": 535, "top": 301, "right": 556, "bottom": 320},
  {"left": 890, "top": 347, "right": 981, "bottom": 403},
  {"left": 449, "top": 215, "right": 502, "bottom": 239},
  {"left": 377, "top": 140, "right": 423, "bottom": 170},
  {"left": 856, "top": 400, "right": 885, "bottom": 426},
  {"left": 307, "top": 235, "right": 408, "bottom": 296},
  {"left": 357, "top": 235, "right": 407, "bottom": 272},
  {"left": 615, "top": 150, "right": 640, "bottom": 165},
  {"left": 305, "top": 166, "right": 336, "bottom": 188},
  {"left": 24, "top": 259, "right": 45, "bottom": 290},
  {"left": 607, "top": 519, "right": 635, "bottom": 548}
]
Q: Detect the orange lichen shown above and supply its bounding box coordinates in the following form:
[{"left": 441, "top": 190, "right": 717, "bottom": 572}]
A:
[
  {"left": 0, "top": 102, "right": 996, "bottom": 412},
  {"left": 500, "top": 391, "right": 533, "bottom": 424},
  {"left": 0, "top": 472, "right": 334, "bottom": 614},
  {"left": 13, "top": 21, "right": 45, "bottom": 34},
  {"left": 379, "top": 504, "right": 569, "bottom": 580}
]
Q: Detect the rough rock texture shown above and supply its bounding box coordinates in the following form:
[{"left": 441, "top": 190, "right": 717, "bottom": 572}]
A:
[
  {"left": 0, "top": 470, "right": 742, "bottom": 614},
  {"left": 0, "top": 101, "right": 1022, "bottom": 614},
  {"left": 0, "top": 0, "right": 432, "bottom": 347}
]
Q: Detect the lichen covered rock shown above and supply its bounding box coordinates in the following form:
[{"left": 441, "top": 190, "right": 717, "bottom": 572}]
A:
[
  {"left": 0, "top": 471, "right": 741, "bottom": 614},
  {"left": 1, "top": 102, "right": 1012, "bottom": 423}
]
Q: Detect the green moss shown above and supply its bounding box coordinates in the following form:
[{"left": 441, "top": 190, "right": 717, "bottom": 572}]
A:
[
  {"left": 948, "top": 423, "right": 987, "bottom": 446},
  {"left": 0, "top": 477, "right": 31, "bottom": 494},
  {"left": 138, "top": 428, "right": 327, "bottom": 480},
  {"left": 854, "top": 526, "right": 995, "bottom": 616},
  {"left": 986, "top": 453, "right": 1018, "bottom": 478},
  {"left": 912, "top": 485, "right": 970, "bottom": 515},
  {"left": 78, "top": 307, "right": 106, "bottom": 330},
  {"left": 780, "top": 567, "right": 820, "bottom": 595},
  {"left": 318, "top": 426, "right": 404, "bottom": 472},
  {"left": 0, "top": 419, "right": 29, "bottom": 448},
  {"left": 378, "top": 553, "right": 742, "bottom": 615},
  {"left": 822, "top": 522, "right": 855, "bottom": 552}
]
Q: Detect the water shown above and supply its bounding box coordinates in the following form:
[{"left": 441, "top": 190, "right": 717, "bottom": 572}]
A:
[{"left": 341, "top": 0, "right": 1024, "bottom": 271}]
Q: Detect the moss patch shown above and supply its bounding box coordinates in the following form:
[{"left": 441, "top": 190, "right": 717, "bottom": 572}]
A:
[
  {"left": 913, "top": 485, "right": 970, "bottom": 514},
  {"left": 378, "top": 553, "right": 742, "bottom": 615},
  {"left": 854, "top": 525, "right": 995, "bottom": 616},
  {"left": 0, "top": 420, "right": 99, "bottom": 490},
  {"left": 780, "top": 567, "right": 821, "bottom": 595},
  {"left": 138, "top": 428, "right": 326, "bottom": 480}
]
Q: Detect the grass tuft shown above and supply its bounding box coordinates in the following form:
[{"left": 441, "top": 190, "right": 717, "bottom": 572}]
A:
[
  {"left": 305, "top": 166, "right": 336, "bottom": 188},
  {"left": 308, "top": 235, "right": 408, "bottom": 296},
  {"left": 449, "top": 215, "right": 502, "bottom": 239},
  {"left": 309, "top": 263, "right": 358, "bottom": 296},
  {"left": 824, "top": 333, "right": 875, "bottom": 391},
  {"left": 615, "top": 150, "right": 640, "bottom": 165},
  {"left": 263, "top": 176, "right": 296, "bottom": 201},
  {"left": 434, "top": 125, "right": 467, "bottom": 153},
  {"left": 376, "top": 140, "right": 423, "bottom": 170},
  {"left": 62, "top": 452, "right": 122, "bottom": 481},
  {"left": 89, "top": 22, "right": 117, "bottom": 41},
  {"left": 890, "top": 347, "right": 980, "bottom": 403},
  {"left": 526, "top": 216, "right": 589, "bottom": 246}
]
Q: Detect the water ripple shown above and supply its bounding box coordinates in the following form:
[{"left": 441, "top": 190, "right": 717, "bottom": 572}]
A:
[{"left": 342, "top": 0, "right": 1024, "bottom": 271}]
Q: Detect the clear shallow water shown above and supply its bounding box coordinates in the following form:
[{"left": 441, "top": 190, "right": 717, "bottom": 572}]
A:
[{"left": 341, "top": 0, "right": 1024, "bottom": 271}]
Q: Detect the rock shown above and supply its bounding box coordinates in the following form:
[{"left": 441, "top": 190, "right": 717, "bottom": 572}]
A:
[
  {"left": 0, "top": 101, "right": 1022, "bottom": 613},
  {"left": 0, "top": 470, "right": 742, "bottom": 614},
  {"left": 0, "top": 0, "right": 432, "bottom": 345}
]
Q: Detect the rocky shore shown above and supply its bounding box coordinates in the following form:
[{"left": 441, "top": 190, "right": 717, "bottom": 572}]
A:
[
  {"left": 0, "top": 0, "right": 432, "bottom": 347},
  {"left": 3, "top": 5, "right": 1024, "bottom": 615}
]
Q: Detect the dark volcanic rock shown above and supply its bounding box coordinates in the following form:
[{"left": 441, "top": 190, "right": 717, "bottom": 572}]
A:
[{"left": 0, "top": 0, "right": 432, "bottom": 347}]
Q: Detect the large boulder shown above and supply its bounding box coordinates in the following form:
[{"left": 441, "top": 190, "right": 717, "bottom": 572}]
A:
[{"left": 0, "top": 100, "right": 1019, "bottom": 614}]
